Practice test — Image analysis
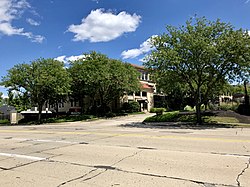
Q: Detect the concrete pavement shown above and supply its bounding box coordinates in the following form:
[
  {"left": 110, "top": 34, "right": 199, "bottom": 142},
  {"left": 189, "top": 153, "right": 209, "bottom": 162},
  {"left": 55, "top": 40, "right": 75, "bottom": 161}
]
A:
[{"left": 0, "top": 113, "right": 249, "bottom": 186}]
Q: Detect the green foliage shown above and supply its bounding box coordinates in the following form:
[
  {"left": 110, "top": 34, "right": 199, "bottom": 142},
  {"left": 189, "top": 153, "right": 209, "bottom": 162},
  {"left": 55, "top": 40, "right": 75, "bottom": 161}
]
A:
[
  {"left": 219, "top": 102, "right": 239, "bottom": 111},
  {"left": 205, "top": 116, "right": 239, "bottom": 124},
  {"left": 68, "top": 52, "right": 140, "bottom": 114},
  {"left": 150, "top": 107, "right": 165, "bottom": 115},
  {"left": 7, "top": 91, "right": 31, "bottom": 112},
  {"left": 144, "top": 111, "right": 180, "bottom": 122},
  {"left": 122, "top": 101, "right": 140, "bottom": 113},
  {"left": 0, "top": 119, "right": 9, "bottom": 124},
  {"left": 145, "top": 17, "right": 250, "bottom": 124},
  {"left": 1, "top": 58, "right": 71, "bottom": 121}
]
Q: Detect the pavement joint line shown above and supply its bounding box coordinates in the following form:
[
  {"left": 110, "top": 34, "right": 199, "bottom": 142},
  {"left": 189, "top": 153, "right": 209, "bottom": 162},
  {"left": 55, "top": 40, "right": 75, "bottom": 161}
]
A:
[
  {"left": 0, "top": 152, "right": 46, "bottom": 161},
  {"left": 1, "top": 129, "right": 250, "bottom": 143}
]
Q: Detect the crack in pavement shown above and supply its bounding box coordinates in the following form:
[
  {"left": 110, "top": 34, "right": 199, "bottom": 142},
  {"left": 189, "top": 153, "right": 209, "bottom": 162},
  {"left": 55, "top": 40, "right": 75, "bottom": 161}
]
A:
[
  {"left": 56, "top": 168, "right": 98, "bottom": 187},
  {"left": 55, "top": 150, "right": 141, "bottom": 186},
  {"left": 20, "top": 151, "right": 237, "bottom": 187},
  {"left": 210, "top": 152, "right": 250, "bottom": 158},
  {"left": 110, "top": 150, "right": 142, "bottom": 167},
  {"left": 112, "top": 167, "right": 236, "bottom": 187},
  {"left": 236, "top": 158, "right": 250, "bottom": 186},
  {"left": 243, "top": 145, "right": 249, "bottom": 153}
]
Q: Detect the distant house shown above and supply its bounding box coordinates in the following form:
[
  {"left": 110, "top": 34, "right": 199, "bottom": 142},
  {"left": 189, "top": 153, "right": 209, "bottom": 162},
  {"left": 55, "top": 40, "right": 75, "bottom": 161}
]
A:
[{"left": 0, "top": 105, "right": 15, "bottom": 115}]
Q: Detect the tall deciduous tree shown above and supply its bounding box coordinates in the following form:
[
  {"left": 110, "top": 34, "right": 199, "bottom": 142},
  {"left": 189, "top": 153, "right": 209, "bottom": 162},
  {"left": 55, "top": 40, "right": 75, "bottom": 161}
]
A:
[
  {"left": 68, "top": 52, "right": 140, "bottom": 114},
  {"left": 145, "top": 17, "right": 250, "bottom": 124},
  {"left": 1, "top": 59, "right": 71, "bottom": 122}
]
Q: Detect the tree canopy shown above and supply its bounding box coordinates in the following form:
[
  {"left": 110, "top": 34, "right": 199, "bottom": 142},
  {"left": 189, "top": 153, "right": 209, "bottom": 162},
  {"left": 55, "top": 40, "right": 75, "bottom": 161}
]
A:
[
  {"left": 145, "top": 17, "right": 250, "bottom": 124},
  {"left": 68, "top": 52, "right": 140, "bottom": 114},
  {"left": 1, "top": 58, "right": 71, "bottom": 121}
]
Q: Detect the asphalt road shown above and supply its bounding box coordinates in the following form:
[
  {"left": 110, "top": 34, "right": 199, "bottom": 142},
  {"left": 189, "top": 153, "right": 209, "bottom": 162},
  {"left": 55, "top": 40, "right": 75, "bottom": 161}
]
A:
[{"left": 0, "top": 114, "right": 249, "bottom": 187}]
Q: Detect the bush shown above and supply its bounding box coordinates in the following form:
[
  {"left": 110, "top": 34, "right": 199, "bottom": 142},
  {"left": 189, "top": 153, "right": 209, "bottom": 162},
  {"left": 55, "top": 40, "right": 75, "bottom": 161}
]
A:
[
  {"left": 0, "top": 119, "right": 10, "bottom": 124},
  {"left": 121, "top": 101, "right": 140, "bottom": 113},
  {"left": 150, "top": 108, "right": 165, "bottom": 115},
  {"left": 219, "top": 102, "right": 239, "bottom": 111},
  {"left": 144, "top": 111, "right": 179, "bottom": 122}
]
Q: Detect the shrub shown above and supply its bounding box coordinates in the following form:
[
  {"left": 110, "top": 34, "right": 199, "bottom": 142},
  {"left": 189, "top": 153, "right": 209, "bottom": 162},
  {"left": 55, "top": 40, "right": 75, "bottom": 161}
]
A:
[
  {"left": 144, "top": 111, "right": 179, "bottom": 122},
  {"left": 121, "top": 101, "right": 140, "bottom": 113},
  {"left": 219, "top": 102, "right": 239, "bottom": 111},
  {"left": 150, "top": 108, "right": 165, "bottom": 115},
  {"left": 0, "top": 119, "right": 10, "bottom": 124}
]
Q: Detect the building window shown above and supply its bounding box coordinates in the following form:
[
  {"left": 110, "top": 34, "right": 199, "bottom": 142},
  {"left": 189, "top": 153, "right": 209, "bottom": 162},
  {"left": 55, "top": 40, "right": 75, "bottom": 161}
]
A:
[
  {"left": 135, "top": 92, "right": 140, "bottom": 96},
  {"left": 142, "top": 92, "right": 147, "bottom": 97}
]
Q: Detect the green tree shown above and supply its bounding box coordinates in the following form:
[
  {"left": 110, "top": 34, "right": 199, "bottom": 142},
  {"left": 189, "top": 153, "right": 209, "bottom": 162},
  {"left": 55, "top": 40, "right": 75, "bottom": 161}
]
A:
[
  {"left": 145, "top": 17, "right": 250, "bottom": 124},
  {"left": 1, "top": 58, "right": 71, "bottom": 122},
  {"left": 7, "top": 91, "right": 31, "bottom": 112},
  {"left": 68, "top": 52, "right": 140, "bottom": 115}
]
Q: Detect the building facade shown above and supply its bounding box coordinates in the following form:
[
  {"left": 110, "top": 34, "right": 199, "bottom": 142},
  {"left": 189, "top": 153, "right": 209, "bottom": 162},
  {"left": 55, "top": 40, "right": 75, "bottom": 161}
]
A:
[{"left": 122, "top": 64, "right": 156, "bottom": 111}]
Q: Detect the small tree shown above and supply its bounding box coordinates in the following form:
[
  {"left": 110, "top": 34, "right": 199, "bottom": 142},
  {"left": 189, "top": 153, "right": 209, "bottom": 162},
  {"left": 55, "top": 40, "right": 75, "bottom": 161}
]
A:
[{"left": 145, "top": 17, "right": 250, "bottom": 124}]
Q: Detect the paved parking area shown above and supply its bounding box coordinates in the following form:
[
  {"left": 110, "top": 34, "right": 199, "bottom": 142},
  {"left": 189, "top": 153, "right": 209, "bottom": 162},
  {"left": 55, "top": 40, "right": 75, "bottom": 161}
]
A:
[{"left": 0, "top": 114, "right": 249, "bottom": 186}]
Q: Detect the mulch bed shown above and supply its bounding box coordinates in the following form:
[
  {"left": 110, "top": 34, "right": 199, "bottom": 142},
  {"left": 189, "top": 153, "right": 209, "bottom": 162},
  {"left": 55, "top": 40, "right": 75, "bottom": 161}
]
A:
[{"left": 214, "top": 110, "right": 250, "bottom": 124}]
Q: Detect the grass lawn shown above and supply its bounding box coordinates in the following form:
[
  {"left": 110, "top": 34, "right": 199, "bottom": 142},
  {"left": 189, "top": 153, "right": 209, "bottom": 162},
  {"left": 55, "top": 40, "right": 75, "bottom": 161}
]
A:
[
  {"left": 0, "top": 119, "right": 10, "bottom": 125},
  {"left": 205, "top": 116, "right": 239, "bottom": 124},
  {"left": 144, "top": 111, "right": 250, "bottom": 127}
]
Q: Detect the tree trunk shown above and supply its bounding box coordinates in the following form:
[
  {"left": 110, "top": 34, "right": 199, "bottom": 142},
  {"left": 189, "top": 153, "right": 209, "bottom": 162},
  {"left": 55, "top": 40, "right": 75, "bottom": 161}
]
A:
[
  {"left": 38, "top": 104, "right": 43, "bottom": 124},
  {"left": 196, "top": 86, "right": 202, "bottom": 125},
  {"left": 196, "top": 103, "right": 202, "bottom": 125},
  {"left": 55, "top": 101, "right": 59, "bottom": 117},
  {"left": 80, "top": 97, "right": 84, "bottom": 115},
  {"left": 244, "top": 81, "right": 249, "bottom": 106}
]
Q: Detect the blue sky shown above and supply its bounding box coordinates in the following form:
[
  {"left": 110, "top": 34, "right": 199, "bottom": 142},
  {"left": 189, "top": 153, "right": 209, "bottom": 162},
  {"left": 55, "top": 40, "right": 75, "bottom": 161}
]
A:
[{"left": 1, "top": 0, "right": 250, "bottom": 96}]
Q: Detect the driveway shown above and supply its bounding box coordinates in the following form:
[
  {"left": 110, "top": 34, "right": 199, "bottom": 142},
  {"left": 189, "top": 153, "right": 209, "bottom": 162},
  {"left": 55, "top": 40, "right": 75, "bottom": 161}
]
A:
[{"left": 0, "top": 113, "right": 249, "bottom": 186}]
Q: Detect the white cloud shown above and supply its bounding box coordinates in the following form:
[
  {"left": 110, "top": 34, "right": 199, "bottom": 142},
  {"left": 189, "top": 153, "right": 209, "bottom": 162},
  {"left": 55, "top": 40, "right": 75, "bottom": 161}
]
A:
[
  {"left": 55, "top": 54, "right": 86, "bottom": 64},
  {"left": 55, "top": 55, "right": 67, "bottom": 63},
  {"left": 68, "top": 9, "right": 141, "bottom": 42},
  {"left": 26, "top": 18, "right": 40, "bottom": 26},
  {"left": 0, "top": 0, "right": 44, "bottom": 43},
  {"left": 121, "top": 35, "right": 157, "bottom": 59}
]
